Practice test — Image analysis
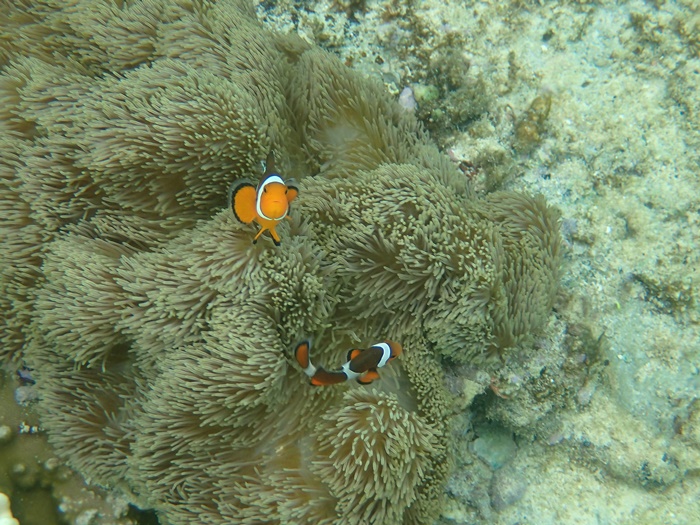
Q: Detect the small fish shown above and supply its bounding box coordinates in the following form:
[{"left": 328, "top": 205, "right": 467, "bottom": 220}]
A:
[
  {"left": 228, "top": 151, "right": 298, "bottom": 246},
  {"left": 294, "top": 339, "right": 402, "bottom": 386}
]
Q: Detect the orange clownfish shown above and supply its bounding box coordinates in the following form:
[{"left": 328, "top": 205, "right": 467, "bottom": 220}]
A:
[
  {"left": 294, "top": 339, "right": 402, "bottom": 386},
  {"left": 228, "top": 152, "right": 298, "bottom": 246}
]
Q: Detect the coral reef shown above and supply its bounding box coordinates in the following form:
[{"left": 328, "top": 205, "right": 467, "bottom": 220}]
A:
[
  {"left": 0, "top": 0, "right": 562, "bottom": 524},
  {"left": 0, "top": 369, "right": 137, "bottom": 525}
]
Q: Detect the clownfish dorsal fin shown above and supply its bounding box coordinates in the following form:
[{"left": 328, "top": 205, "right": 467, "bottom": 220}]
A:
[
  {"left": 263, "top": 151, "right": 277, "bottom": 177},
  {"left": 347, "top": 348, "right": 362, "bottom": 361}
]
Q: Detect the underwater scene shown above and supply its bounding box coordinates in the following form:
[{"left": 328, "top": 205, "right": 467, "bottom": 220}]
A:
[{"left": 0, "top": 0, "right": 698, "bottom": 524}]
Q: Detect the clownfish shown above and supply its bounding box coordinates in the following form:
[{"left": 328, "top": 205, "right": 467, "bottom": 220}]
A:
[
  {"left": 228, "top": 152, "right": 298, "bottom": 246},
  {"left": 294, "top": 339, "right": 402, "bottom": 386}
]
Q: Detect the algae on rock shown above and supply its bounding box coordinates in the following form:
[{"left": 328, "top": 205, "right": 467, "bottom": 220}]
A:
[{"left": 0, "top": 0, "right": 562, "bottom": 523}]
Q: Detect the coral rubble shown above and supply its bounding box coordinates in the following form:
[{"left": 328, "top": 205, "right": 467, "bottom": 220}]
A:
[{"left": 0, "top": 0, "right": 561, "bottom": 523}]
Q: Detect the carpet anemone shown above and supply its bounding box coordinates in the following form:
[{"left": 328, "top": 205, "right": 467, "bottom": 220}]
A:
[{"left": 0, "top": 0, "right": 562, "bottom": 523}]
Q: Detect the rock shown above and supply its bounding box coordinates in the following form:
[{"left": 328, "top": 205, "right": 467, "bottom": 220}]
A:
[
  {"left": 471, "top": 424, "right": 517, "bottom": 470},
  {"left": 489, "top": 466, "right": 527, "bottom": 511},
  {"left": 0, "top": 425, "right": 12, "bottom": 445}
]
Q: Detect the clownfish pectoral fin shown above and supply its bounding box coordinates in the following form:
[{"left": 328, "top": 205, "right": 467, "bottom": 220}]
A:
[
  {"left": 310, "top": 367, "right": 348, "bottom": 386},
  {"left": 229, "top": 180, "right": 257, "bottom": 224},
  {"left": 346, "top": 348, "right": 362, "bottom": 361},
  {"left": 294, "top": 340, "right": 316, "bottom": 377},
  {"left": 357, "top": 369, "right": 380, "bottom": 385},
  {"left": 285, "top": 184, "right": 299, "bottom": 204}
]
